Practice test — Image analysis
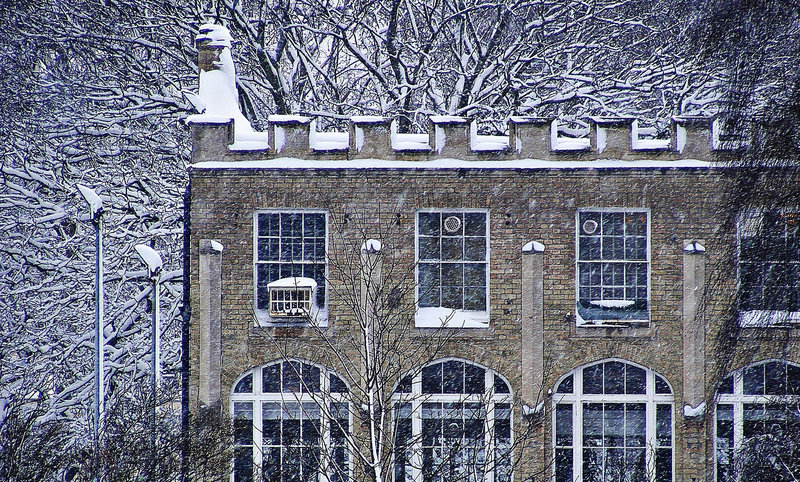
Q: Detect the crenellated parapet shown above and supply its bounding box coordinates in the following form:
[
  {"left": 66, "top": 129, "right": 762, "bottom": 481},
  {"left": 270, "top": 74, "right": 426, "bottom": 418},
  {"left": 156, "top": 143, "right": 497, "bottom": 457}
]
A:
[{"left": 187, "top": 114, "right": 730, "bottom": 163}]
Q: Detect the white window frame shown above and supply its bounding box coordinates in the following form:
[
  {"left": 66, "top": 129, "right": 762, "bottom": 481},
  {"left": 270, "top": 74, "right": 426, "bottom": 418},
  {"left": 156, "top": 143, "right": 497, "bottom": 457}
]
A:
[
  {"left": 253, "top": 210, "right": 328, "bottom": 326},
  {"left": 736, "top": 209, "right": 800, "bottom": 326},
  {"left": 575, "top": 208, "right": 651, "bottom": 326},
  {"left": 230, "top": 360, "right": 352, "bottom": 482},
  {"left": 552, "top": 359, "right": 674, "bottom": 482},
  {"left": 713, "top": 359, "right": 800, "bottom": 481},
  {"left": 415, "top": 209, "right": 490, "bottom": 328},
  {"left": 391, "top": 358, "right": 513, "bottom": 482}
]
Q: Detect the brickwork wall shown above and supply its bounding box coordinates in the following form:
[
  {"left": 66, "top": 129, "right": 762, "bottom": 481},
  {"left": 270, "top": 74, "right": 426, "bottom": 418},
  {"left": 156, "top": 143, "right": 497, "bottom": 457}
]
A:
[{"left": 187, "top": 165, "right": 799, "bottom": 480}]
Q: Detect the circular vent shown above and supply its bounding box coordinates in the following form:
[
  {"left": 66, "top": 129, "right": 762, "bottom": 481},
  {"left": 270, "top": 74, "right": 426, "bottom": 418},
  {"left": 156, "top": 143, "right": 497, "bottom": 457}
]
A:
[
  {"left": 443, "top": 215, "right": 462, "bottom": 233},
  {"left": 582, "top": 219, "right": 598, "bottom": 235}
]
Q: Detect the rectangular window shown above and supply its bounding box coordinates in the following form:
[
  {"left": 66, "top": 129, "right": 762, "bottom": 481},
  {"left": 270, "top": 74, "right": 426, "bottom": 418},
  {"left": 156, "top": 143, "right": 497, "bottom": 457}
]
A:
[
  {"left": 416, "top": 210, "right": 489, "bottom": 328},
  {"left": 576, "top": 209, "right": 649, "bottom": 324},
  {"left": 738, "top": 209, "right": 800, "bottom": 326},
  {"left": 255, "top": 211, "right": 327, "bottom": 324}
]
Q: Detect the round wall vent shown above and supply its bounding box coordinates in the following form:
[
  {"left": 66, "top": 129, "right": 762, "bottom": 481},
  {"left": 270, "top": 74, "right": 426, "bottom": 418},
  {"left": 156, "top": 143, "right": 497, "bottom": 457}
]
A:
[
  {"left": 443, "top": 215, "right": 462, "bottom": 233},
  {"left": 582, "top": 219, "right": 598, "bottom": 235}
]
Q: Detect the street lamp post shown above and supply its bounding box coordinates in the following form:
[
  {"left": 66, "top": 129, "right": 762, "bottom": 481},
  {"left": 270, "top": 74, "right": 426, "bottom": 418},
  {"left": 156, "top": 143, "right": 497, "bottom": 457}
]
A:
[
  {"left": 134, "top": 244, "right": 163, "bottom": 481},
  {"left": 77, "top": 184, "right": 104, "bottom": 450}
]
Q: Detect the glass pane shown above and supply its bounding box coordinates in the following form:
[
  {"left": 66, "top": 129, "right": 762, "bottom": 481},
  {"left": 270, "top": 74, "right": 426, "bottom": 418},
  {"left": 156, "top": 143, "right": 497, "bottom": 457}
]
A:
[
  {"left": 302, "top": 363, "right": 320, "bottom": 393},
  {"left": 604, "top": 403, "right": 624, "bottom": 447},
  {"left": 422, "top": 363, "right": 442, "bottom": 394},
  {"left": 583, "top": 364, "right": 604, "bottom": 394},
  {"left": 465, "top": 363, "right": 485, "bottom": 394},
  {"left": 418, "top": 212, "right": 440, "bottom": 236},
  {"left": 464, "top": 213, "right": 486, "bottom": 236},
  {"left": 419, "top": 237, "right": 440, "bottom": 260},
  {"left": 555, "top": 448, "right": 574, "bottom": 482},
  {"left": 234, "top": 447, "right": 254, "bottom": 482},
  {"left": 235, "top": 373, "right": 253, "bottom": 393},
  {"left": 656, "top": 374, "right": 672, "bottom": 394},
  {"left": 744, "top": 365, "right": 765, "bottom": 395},
  {"left": 493, "top": 374, "right": 510, "bottom": 394},
  {"left": 442, "top": 360, "right": 464, "bottom": 394},
  {"left": 556, "top": 374, "right": 574, "bottom": 394},
  {"left": 626, "top": 403, "right": 646, "bottom": 448},
  {"left": 284, "top": 361, "right": 302, "bottom": 393},
  {"left": 262, "top": 364, "right": 281, "bottom": 393},
  {"left": 583, "top": 403, "right": 603, "bottom": 447},
  {"left": 233, "top": 402, "right": 253, "bottom": 445},
  {"left": 441, "top": 237, "right": 463, "bottom": 260},
  {"left": 626, "top": 366, "right": 646, "bottom": 394},
  {"left": 258, "top": 213, "right": 279, "bottom": 237},
  {"left": 464, "top": 237, "right": 486, "bottom": 261},
  {"left": 764, "top": 361, "right": 787, "bottom": 395},
  {"left": 396, "top": 375, "right": 412, "bottom": 393},
  {"left": 604, "top": 362, "right": 625, "bottom": 394},
  {"left": 556, "top": 404, "right": 573, "bottom": 446},
  {"left": 330, "top": 374, "right": 348, "bottom": 393},
  {"left": 656, "top": 404, "right": 672, "bottom": 446},
  {"left": 655, "top": 448, "right": 672, "bottom": 482}
]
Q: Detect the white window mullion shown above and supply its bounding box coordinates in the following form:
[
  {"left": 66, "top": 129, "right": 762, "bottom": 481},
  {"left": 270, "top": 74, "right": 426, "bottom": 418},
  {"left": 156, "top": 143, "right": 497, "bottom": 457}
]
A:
[{"left": 411, "top": 373, "right": 423, "bottom": 482}]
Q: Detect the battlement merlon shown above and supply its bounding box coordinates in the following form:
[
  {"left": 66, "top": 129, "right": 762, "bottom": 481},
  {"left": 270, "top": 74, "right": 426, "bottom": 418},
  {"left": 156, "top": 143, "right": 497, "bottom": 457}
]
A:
[{"left": 187, "top": 114, "right": 731, "bottom": 164}]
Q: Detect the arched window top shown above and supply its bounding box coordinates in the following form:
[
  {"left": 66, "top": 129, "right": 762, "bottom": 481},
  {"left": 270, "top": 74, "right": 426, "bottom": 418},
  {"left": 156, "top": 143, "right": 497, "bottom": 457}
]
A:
[
  {"left": 717, "top": 359, "right": 800, "bottom": 396},
  {"left": 394, "top": 358, "right": 512, "bottom": 396},
  {"left": 554, "top": 358, "right": 673, "bottom": 397},
  {"left": 231, "top": 359, "right": 349, "bottom": 396}
]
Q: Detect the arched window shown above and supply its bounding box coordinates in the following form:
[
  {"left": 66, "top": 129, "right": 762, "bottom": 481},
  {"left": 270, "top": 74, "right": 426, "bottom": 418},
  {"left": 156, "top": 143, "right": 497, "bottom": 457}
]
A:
[
  {"left": 392, "top": 358, "right": 513, "bottom": 482},
  {"left": 552, "top": 359, "right": 674, "bottom": 482},
  {"left": 715, "top": 360, "right": 800, "bottom": 481},
  {"left": 230, "top": 360, "right": 350, "bottom": 482}
]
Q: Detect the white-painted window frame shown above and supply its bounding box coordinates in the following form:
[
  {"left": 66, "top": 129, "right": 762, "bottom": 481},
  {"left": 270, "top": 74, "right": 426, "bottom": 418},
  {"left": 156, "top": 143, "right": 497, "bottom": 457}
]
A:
[{"left": 415, "top": 209, "right": 490, "bottom": 328}]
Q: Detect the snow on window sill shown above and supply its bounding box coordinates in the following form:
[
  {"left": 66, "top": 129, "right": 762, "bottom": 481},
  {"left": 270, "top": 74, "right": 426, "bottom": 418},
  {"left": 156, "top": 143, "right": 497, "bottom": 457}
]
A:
[
  {"left": 415, "top": 307, "right": 489, "bottom": 328},
  {"left": 254, "top": 306, "right": 329, "bottom": 328},
  {"left": 739, "top": 310, "right": 800, "bottom": 327}
]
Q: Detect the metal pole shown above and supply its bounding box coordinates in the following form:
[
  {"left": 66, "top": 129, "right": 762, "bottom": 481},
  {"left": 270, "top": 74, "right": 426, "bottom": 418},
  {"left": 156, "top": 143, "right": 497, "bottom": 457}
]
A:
[
  {"left": 151, "top": 275, "right": 160, "bottom": 481},
  {"left": 94, "top": 214, "right": 104, "bottom": 449}
]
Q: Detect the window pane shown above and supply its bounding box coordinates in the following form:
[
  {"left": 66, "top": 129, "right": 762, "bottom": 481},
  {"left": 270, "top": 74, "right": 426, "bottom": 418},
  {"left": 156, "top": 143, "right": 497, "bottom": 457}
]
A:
[
  {"left": 656, "top": 374, "right": 672, "bottom": 394},
  {"left": 626, "top": 403, "right": 646, "bottom": 447},
  {"left": 464, "top": 364, "right": 485, "bottom": 394},
  {"left": 656, "top": 404, "right": 672, "bottom": 446},
  {"left": 744, "top": 365, "right": 764, "bottom": 395},
  {"left": 555, "top": 448, "right": 574, "bottom": 482},
  {"left": 604, "top": 361, "right": 625, "bottom": 394},
  {"left": 258, "top": 213, "right": 279, "bottom": 237},
  {"left": 283, "top": 361, "right": 302, "bottom": 393},
  {"left": 583, "top": 364, "right": 603, "bottom": 394},
  {"left": 464, "top": 237, "right": 486, "bottom": 261},
  {"left": 442, "top": 360, "right": 464, "bottom": 394},
  {"left": 556, "top": 404, "right": 573, "bottom": 446},
  {"left": 626, "top": 366, "right": 646, "bottom": 394},
  {"left": 464, "top": 213, "right": 486, "bottom": 236},
  {"left": 422, "top": 363, "right": 442, "bottom": 394},
  {"left": 557, "top": 375, "right": 574, "bottom": 394},
  {"left": 655, "top": 448, "right": 672, "bottom": 482},
  {"left": 330, "top": 374, "right": 348, "bottom": 393},
  {"left": 583, "top": 403, "right": 603, "bottom": 447},
  {"left": 302, "top": 363, "right": 321, "bottom": 393},
  {"left": 235, "top": 373, "right": 253, "bottom": 393},
  {"left": 419, "top": 237, "right": 440, "bottom": 260},
  {"left": 441, "top": 237, "right": 463, "bottom": 260},
  {"left": 418, "top": 212, "right": 440, "bottom": 236},
  {"left": 262, "top": 364, "right": 281, "bottom": 393},
  {"left": 493, "top": 374, "right": 510, "bottom": 394},
  {"left": 604, "top": 403, "right": 624, "bottom": 447},
  {"left": 764, "top": 361, "right": 787, "bottom": 395}
]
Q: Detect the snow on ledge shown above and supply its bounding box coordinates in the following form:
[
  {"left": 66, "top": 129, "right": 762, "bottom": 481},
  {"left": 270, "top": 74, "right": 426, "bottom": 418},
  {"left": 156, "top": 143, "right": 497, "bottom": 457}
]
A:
[
  {"left": 192, "top": 158, "right": 716, "bottom": 170},
  {"left": 351, "top": 116, "right": 389, "bottom": 124},
  {"left": 683, "top": 241, "right": 706, "bottom": 253},
  {"left": 361, "top": 239, "right": 383, "bottom": 253},
  {"left": 209, "top": 240, "right": 223, "bottom": 252},
  {"left": 739, "top": 310, "right": 800, "bottom": 327},
  {"left": 415, "top": 307, "right": 489, "bottom": 328},
  {"left": 589, "top": 300, "right": 635, "bottom": 308},
  {"left": 522, "top": 241, "right": 545, "bottom": 253},
  {"left": 430, "top": 115, "right": 468, "bottom": 124},
  {"left": 683, "top": 402, "right": 706, "bottom": 418},
  {"left": 266, "top": 276, "right": 317, "bottom": 289},
  {"left": 269, "top": 114, "right": 311, "bottom": 124},
  {"left": 186, "top": 114, "right": 233, "bottom": 125}
]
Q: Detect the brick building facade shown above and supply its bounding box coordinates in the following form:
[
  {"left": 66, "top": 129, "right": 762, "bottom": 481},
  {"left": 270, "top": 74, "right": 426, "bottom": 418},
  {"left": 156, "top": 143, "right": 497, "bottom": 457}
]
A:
[{"left": 185, "top": 26, "right": 800, "bottom": 482}]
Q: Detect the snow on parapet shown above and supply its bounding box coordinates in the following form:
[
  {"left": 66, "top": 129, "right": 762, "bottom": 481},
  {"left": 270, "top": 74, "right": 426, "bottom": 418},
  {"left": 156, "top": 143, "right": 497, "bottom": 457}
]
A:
[{"left": 187, "top": 24, "right": 269, "bottom": 150}]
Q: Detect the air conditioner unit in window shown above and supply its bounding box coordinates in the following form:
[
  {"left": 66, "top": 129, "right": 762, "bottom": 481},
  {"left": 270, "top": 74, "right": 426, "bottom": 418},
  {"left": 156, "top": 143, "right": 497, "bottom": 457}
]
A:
[{"left": 266, "top": 277, "right": 317, "bottom": 318}]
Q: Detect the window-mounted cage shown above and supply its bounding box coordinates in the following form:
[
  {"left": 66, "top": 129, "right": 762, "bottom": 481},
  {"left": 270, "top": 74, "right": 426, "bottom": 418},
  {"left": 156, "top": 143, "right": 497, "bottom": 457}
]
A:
[{"left": 266, "top": 277, "right": 317, "bottom": 318}]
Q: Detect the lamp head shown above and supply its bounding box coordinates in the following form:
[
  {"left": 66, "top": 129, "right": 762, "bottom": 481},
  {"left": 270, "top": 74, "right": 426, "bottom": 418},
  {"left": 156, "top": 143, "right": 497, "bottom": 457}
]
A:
[
  {"left": 76, "top": 184, "right": 103, "bottom": 222},
  {"left": 134, "top": 244, "right": 163, "bottom": 279}
]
